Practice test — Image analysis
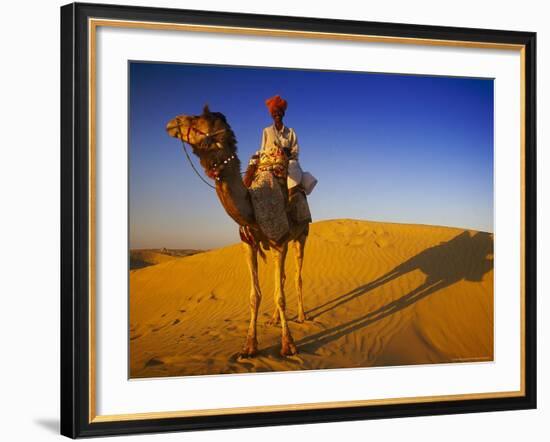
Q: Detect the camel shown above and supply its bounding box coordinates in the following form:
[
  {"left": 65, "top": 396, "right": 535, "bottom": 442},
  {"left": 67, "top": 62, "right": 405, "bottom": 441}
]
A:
[{"left": 166, "top": 105, "right": 310, "bottom": 357}]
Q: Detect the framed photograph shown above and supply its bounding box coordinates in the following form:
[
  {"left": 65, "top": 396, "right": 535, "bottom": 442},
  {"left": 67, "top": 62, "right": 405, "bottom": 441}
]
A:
[{"left": 60, "top": 2, "right": 536, "bottom": 438}]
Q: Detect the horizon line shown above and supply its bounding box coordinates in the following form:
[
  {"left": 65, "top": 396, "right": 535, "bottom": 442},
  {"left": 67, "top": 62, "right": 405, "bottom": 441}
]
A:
[{"left": 130, "top": 217, "right": 494, "bottom": 250}]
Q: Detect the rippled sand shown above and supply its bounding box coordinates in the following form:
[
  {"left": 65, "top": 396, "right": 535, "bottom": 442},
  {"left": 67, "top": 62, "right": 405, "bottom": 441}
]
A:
[{"left": 129, "top": 219, "right": 493, "bottom": 378}]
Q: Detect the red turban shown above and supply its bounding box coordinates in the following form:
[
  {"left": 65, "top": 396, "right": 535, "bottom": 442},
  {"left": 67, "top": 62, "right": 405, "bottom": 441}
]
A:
[{"left": 265, "top": 95, "right": 287, "bottom": 114}]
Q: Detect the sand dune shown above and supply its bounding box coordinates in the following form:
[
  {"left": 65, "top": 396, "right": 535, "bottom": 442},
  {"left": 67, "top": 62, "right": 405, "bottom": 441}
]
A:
[
  {"left": 130, "top": 249, "right": 202, "bottom": 270},
  {"left": 129, "top": 219, "right": 493, "bottom": 378}
]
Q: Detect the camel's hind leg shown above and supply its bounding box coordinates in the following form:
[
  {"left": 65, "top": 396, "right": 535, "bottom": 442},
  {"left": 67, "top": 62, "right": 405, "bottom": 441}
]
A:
[
  {"left": 273, "top": 244, "right": 297, "bottom": 356},
  {"left": 240, "top": 242, "right": 261, "bottom": 357},
  {"left": 267, "top": 256, "right": 286, "bottom": 326},
  {"left": 294, "top": 232, "right": 307, "bottom": 323}
]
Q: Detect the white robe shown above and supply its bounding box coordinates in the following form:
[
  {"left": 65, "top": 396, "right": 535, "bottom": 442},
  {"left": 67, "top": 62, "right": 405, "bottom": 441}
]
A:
[{"left": 260, "top": 125, "right": 304, "bottom": 190}]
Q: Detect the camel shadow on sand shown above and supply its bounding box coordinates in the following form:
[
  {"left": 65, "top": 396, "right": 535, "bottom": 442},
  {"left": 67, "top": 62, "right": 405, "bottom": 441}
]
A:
[{"left": 295, "top": 230, "right": 494, "bottom": 355}]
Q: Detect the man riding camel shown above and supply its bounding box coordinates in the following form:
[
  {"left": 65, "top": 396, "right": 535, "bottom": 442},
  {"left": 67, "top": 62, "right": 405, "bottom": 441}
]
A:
[{"left": 245, "top": 95, "right": 316, "bottom": 224}]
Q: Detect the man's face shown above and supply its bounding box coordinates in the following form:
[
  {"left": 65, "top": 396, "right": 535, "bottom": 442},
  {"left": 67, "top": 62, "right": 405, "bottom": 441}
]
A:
[{"left": 271, "top": 109, "right": 284, "bottom": 125}]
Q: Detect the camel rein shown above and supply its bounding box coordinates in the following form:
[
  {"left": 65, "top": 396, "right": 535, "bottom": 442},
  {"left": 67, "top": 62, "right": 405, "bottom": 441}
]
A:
[
  {"left": 179, "top": 140, "right": 217, "bottom": 189},
  {"left": 175, "top": 123, "right": 246, "bottom": 189},
  {"left": 176, "top": 123, "right": 227, "bottom": 190}
]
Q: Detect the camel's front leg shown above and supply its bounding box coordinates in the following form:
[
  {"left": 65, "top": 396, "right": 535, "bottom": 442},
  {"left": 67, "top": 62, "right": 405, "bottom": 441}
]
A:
[
  {"left": 267, "top": 258, "right": 285, "bottom": 326},
  {"left": 293, "top": 234, "right": 307, "bottom": 323},
  {"left": 273, "top": 245, "right": 297, "bottom": 356},
  {"left": 240, "top": 242, "right": 261, "bottom": 357}
]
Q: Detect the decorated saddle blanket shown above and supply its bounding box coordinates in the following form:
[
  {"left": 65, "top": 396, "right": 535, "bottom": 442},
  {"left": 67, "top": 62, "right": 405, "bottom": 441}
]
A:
[{"left": 249, "top": 170, "right": 290, "bottom": 242}]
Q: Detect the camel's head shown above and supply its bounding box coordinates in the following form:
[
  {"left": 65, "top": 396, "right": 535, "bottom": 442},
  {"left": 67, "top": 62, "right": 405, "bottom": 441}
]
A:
[{"left": 166, "top": 105, "right": 232, "bottom": 154}]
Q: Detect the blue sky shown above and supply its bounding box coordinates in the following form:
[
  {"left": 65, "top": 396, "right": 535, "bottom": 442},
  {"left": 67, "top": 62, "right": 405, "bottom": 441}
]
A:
[{"left": 129, "top": 62, "right": 493, "bottom": 249}]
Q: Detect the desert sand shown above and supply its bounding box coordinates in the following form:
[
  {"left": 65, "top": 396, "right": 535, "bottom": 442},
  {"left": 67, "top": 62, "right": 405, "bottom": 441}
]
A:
[
  {"left": 130, "top": 249, "right": 203, "bottom": 270},
  {"left": 129, "top": 219, "right": 493, "bottom": 378}
]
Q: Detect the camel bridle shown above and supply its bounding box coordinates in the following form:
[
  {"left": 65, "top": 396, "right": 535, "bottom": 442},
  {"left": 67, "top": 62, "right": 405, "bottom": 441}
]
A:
[
  {"left": 174, "top": 120, "right": 234, "bottom": 189},
  {"left": 182, "top": 124, "right": 227, "bottom": 150}
]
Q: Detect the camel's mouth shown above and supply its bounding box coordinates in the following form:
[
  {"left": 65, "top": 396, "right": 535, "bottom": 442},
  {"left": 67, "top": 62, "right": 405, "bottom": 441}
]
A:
[
  {"left": 166, "top": 115, "right": 195, "bottom": 140},
  {"left": 166, "top": 120, "right": 182, "bottom": 139}
]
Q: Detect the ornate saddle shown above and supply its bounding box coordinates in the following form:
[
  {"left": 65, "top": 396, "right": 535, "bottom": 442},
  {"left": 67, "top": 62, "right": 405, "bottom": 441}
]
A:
[
  {"left": 248, "top": 170, "right": 290, "bottom": 242},
  {"left": 244, "top": 149, "right": 311, "bottom": 242}
]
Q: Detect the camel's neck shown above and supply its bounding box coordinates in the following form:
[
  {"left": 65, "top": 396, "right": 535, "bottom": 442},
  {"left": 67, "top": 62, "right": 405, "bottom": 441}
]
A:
[
  {"left": 197, "top": 142, "right": 255, "bottom": 227},
  {"left": 215, "top": 163, "right": 255, "bottom": 226}
]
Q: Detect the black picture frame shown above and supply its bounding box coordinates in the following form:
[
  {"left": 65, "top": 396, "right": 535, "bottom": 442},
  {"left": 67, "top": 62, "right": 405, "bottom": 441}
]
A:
[{"left": 61, "top": 2, "right": 537, "bottom": 438}]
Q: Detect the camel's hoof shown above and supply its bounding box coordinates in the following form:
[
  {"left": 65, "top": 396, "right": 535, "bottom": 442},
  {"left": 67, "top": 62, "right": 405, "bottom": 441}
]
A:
[
  {"left": 239, "top": 350, "right": 257, "bottom": 359},
  {"left": 239, "top": 348, "right": 257, "bottom": 359},
  {"left": 295, "top": 314, "right": 308, "bottom": 324},
  {"left": 280, "top": 337, "right": 298, "bottom": 357},
  {"left": 267, "top": 315, "right": 280, "bottom": 326},
  {"left": 239, "top": 337, "right": 258, "bottom": 358}
]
